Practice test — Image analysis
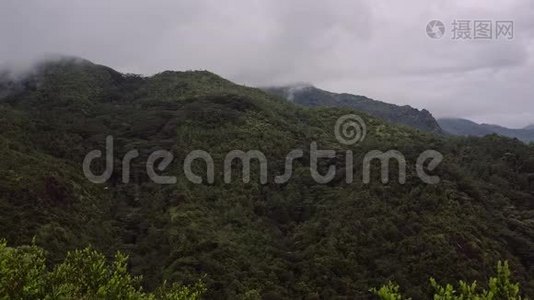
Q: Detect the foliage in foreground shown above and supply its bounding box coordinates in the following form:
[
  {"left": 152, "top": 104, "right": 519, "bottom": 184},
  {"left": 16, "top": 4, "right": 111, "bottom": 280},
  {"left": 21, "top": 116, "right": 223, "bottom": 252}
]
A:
[
  {"left": 371, "top": 261, "right": 526, "bottom": 299},
  {"left": 0, "top": 240, "right": 205, "bottom": 299}
]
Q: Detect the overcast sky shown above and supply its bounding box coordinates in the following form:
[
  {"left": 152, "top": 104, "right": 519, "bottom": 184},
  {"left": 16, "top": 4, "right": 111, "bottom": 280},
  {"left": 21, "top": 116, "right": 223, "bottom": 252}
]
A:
[{"left": 1, "top": 0, "right": 533, "bottom": 127}]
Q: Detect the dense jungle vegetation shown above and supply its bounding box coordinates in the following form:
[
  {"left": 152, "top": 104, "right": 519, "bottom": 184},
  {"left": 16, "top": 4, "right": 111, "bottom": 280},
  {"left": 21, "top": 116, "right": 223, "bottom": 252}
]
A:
[{"left": 0, "top": 58, "right": 532, "bottom": 298}]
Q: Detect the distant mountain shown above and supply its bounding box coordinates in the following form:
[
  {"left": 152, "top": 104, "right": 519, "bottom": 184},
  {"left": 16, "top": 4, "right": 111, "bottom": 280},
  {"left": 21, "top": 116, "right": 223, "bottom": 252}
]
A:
[
  {"left": 438, "top": 118, "right": 534, "bottom": 143},
  {"left": 262, "top": 85, "right": 443, "bottom": 133}
]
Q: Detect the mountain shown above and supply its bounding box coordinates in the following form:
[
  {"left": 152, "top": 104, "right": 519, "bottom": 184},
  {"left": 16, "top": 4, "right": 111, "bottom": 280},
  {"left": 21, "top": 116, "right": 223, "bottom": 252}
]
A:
[
  {"left": 262, "top": 85, "right": 443, "bottom": 133},
  {"left": 0, "top": 57, "right": 533, "bottom": 298},
  {"left": 439, "top": 118, "right": 534, "bottom": 143},
  {"left": 437, "top": 118, "right": 494, "bottom": 136}
]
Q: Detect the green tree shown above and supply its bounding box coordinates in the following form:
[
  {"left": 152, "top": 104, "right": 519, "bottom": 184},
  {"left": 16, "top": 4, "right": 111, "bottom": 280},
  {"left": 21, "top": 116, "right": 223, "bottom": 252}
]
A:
[
  {"left": 372, "top": 261, "right": 526, "bottom": 300},
  {"left": 0, "top": 240, "right": 205, "bottom": 299}
]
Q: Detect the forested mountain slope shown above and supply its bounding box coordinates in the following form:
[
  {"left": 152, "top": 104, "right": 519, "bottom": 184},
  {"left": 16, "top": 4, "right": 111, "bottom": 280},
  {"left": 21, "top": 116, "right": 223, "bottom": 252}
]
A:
[
  {"left": 0, "top": 58, "right": 533, "bottom": 298},
  {"left": 263, "top": 85, "right": 442, "bottom": 134}
]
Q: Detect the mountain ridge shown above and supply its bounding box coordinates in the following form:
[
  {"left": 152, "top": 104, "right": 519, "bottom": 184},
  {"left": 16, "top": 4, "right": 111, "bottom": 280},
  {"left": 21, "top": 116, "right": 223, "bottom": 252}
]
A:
[
  {"left": 439, "top": 118, "right": 534, "bottom": 143},
  {"left": 262, "top": 85, "right": 443, "bottom": 134}
]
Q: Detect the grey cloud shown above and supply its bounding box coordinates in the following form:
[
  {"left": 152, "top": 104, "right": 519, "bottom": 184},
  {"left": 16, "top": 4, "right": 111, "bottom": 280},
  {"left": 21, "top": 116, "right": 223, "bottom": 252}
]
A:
[{"left": 0, "top": 0, "right": 533, "bottom": 127}]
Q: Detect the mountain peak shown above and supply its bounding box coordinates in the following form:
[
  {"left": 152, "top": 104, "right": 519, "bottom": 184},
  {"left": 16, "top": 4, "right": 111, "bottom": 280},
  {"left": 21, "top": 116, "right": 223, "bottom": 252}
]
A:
[{"left": 262, "top": 85, "right": 442, "bottom": 133}]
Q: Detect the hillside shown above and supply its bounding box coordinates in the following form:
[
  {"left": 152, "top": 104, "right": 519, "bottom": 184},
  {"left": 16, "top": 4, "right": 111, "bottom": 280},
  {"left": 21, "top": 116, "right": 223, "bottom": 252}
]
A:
[
  {"left": 263, "top": 85, "right": 443, "bottom": 134},
  {"left": 439, "top": 118, "right": 534, "bottom": 143},
  {"left": 0, "top": 58, "right": 533, "bottom": 298}
]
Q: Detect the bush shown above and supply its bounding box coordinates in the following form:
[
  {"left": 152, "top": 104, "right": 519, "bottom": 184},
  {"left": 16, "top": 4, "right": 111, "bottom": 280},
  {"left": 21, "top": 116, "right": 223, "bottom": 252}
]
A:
[
  {"left": 371, "top": 261, "right": 525, "bottom": 300},
  {"left": 0, "top": 240, "right": 205, "bottom": 299}
]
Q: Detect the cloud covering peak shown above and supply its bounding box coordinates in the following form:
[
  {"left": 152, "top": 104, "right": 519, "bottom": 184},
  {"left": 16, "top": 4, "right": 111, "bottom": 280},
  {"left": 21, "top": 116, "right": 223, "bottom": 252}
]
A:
[{"left": 1, "top": 0, "right": 533, "bottom": 127}]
